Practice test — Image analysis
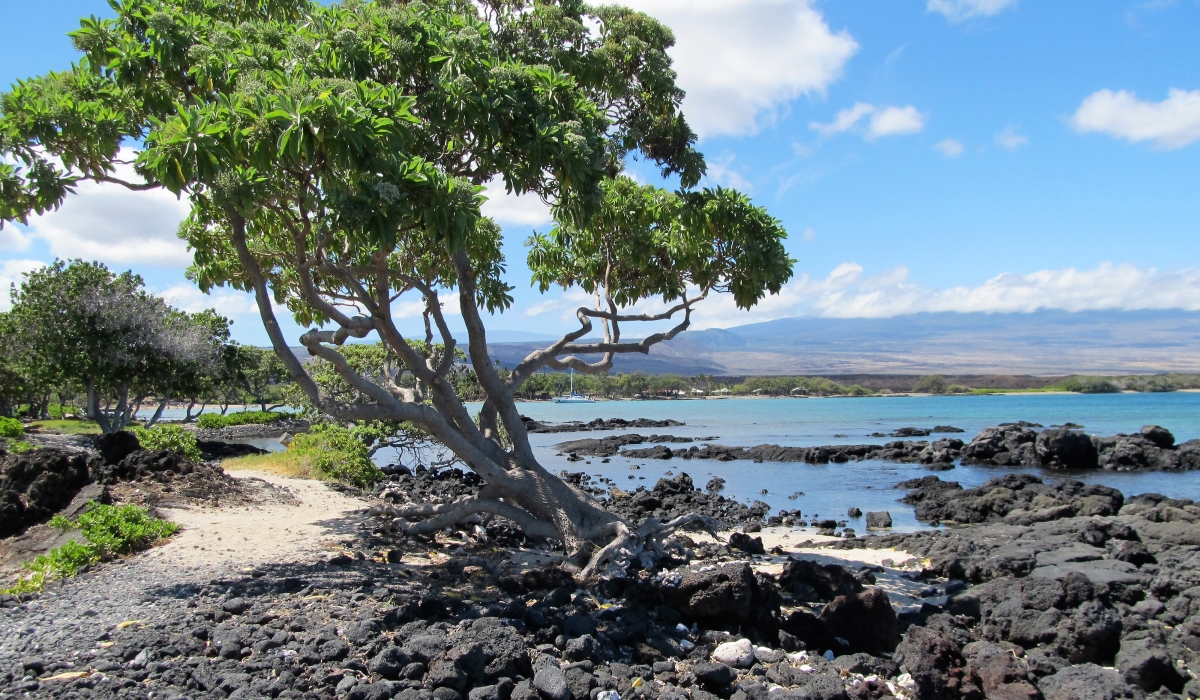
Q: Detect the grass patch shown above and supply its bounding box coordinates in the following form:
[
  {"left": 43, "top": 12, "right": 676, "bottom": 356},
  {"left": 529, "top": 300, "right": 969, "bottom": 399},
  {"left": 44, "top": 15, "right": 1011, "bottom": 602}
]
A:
[
  {"left": 2, "top": 503, "right": 180, "bottom": 595},
  {"left": 3, "top": 439, "right": 37, "bottom": 453},
  {"left": 221, "top": 450, "right": 326, "bottom": 481},
  {"left": 27, "top": 419, "right": 102, "bottom": 435}
]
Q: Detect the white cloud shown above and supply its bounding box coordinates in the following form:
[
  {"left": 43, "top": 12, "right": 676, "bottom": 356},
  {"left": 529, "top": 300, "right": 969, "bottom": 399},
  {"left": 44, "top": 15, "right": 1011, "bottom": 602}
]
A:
[
  {"left": 622, "top": 0, "right": 858, "bottom": 138},
  {"left": 1070, "top": 88, "right": 1200, "bottom": 150},
  {"left": 802, "top": 227, "right": 817, "bottom": 241},
  {"left": 934, "top": 138, "right": 964, "bottom": 157},
  {"left": 688, "top": 262, "right": 1200, "bottom": 328},
  {"left": 22, "top": 153, "right": 192, "bottom": 267},
  {"left": 705, "top": 153, "right": 753, "bottom": 190},
  {"left": 810, "top": 103, "right": 925, "bottom": 140},
  {"left": 927, "top": 0, "right": 1018, "bottom": 22},
  {"left": 867, "top": 106, "right": 925, "bottom": 140},
  {"left": 995, "top": 125, "right": 1028, "bottom": 150},
  {"left": 160, "top": 283, "right": 260, "bottom": 317},
  {"left": 810, "top": 102, "right": 876, "bottom": 137},
  {"left": 0, "top": 259, "right": 46, "bottom": 311},
  {"left": 0, "top": 226, "right": 32, "bottom": 252},
  {"left": 480, "top": 177, "right": 553, "bottom": 227}
]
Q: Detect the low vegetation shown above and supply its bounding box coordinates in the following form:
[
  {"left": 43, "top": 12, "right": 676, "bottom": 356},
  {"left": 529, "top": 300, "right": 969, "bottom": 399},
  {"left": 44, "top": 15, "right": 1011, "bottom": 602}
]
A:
[
  {"left": 131, "top": 424, "right": 203, "bottom": 462},
  {"left": 3, "top": 503, "right": 180, "bottom": 595},
  {"left": 196, "top": 409, "right": 292, "bottom": 430},
  {"left": 26, "top": 419, "right": 102, "bottom": 435},
  {"left": 223, "top": 424, "right": 385, "bottom": 488},
  {"left": 0, "top": 416, "right": 24, "bottom": 438}
]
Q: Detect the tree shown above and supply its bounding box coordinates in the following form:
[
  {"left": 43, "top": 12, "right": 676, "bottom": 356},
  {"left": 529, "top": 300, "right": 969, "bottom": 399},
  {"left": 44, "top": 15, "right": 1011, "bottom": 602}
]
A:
[
  {"left": 234, "top": 345, "right": 289, "bottom": 412},
  {"left": 0, "top": 0, "right": 793, "bottom": 576},
  {"left": 6, "top": 260, "right": 227, "bottom": 432}
]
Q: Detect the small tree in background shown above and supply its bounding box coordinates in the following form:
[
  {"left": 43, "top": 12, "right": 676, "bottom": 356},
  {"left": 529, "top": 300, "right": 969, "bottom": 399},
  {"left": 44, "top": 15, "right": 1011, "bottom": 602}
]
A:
[{"left": 6, "top": 260, "right": 231, "bottom": 432}]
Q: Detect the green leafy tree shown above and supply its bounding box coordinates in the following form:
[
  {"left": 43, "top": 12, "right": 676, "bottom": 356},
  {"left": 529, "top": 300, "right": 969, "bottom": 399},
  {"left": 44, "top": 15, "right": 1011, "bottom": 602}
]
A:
[
  {"left": 0, "top": 0, "right": 793, "bottom": 575},
  {"left": 6, "top": 260, "right": 226, "bottom": 432},
  {"left": 233, "top": 345, "right": 289, "bottom": 412}
]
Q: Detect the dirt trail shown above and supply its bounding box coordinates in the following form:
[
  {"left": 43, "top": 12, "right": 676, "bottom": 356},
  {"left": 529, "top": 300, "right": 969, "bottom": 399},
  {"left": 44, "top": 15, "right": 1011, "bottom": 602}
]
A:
[{"left": 143, "top": 471, "right": 371, "bottom": 575}]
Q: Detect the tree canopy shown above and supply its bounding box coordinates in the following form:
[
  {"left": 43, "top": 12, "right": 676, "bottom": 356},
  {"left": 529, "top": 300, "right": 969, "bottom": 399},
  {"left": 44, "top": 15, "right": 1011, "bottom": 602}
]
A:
[{"left": 0, "top": 0, "right": 794, "bottom": 575}]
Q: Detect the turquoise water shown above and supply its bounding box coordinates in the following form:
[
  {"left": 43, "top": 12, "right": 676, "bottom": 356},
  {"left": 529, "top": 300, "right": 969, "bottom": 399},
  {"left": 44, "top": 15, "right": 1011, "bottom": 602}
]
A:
[
  {"left": 204, "top": 393, "right": 1200, "bottom": 531},
  {"left": 512, "top": 393, "right": 1200, "bottom": 531}
]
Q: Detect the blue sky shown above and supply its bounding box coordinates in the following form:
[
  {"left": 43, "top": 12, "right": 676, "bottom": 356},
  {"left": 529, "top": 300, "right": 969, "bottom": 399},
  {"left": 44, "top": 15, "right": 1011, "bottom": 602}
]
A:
[{"left": 2, "top": 0, "right": 1199, "bottom": 345}]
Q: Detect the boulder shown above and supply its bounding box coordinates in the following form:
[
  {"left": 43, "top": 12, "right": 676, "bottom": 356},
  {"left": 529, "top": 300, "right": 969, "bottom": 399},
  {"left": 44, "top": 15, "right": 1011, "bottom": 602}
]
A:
[
  {"left": 817, "top": 588, "right": 900, "bottom": 654},
  {"left": 1115, "top": 638, "right": 1184, "bottom": 693},
  {"left": 1036, "top": 429, "right": 1099, "bottom": 470},
  {"left": 533, "top": 667, "right": 569, "bottom": 700},
  {"left": 657, "top": 562, "right": 780, "bottom": 636},
  {"left": 1139, "top": 425, "right": 1174, "bottom": 449},
  {"left": 1037, "top": 663, "right": 1145, "bottom": 700},
  {"left": 892, "top": 626, "right": 968, "bottom": 700},
  {"left": 711, "top": 639, "right": 755, "bottom": 668},
  {"left": 865, "top": 511, "right": 892, "bottom": 529},
  {"left": 0, "top": 448, "right": 95, "bottom": 535},
  {"left": 95, "top": 430, "right": 141, "bottom": 465},
  {"left": 728, "top": 532, "right": 765, "bottom": 555},
  {"left": 691, "top": 662, "right": 735, "bottom": 690},
  {"left": 778, "top": 559, "right": 863, "bottom": 601}
]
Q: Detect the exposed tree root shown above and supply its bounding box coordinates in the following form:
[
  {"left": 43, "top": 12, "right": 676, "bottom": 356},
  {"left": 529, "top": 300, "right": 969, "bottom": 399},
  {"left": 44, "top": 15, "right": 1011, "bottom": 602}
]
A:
[{"left": 391, "top": 494, "right": 721, "bottom": 580}]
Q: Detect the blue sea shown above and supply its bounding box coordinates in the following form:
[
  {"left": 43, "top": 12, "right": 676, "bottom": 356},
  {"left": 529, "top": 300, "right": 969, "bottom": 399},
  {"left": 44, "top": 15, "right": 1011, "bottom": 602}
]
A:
[
  {"left": 185, "top": 393, "right": 1200, "bottom": 532},
  {"left": 512, "top": 393, "right": 1200, "bottom": 531}
]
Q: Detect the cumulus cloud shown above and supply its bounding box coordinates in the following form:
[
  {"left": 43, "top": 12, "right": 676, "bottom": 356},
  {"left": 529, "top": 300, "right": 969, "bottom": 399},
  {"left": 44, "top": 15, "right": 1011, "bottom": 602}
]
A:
[
  {"left": 1071, "top": 88, "right": 1200, "bottom": 150},
  {"left": 686, "top": 262, "right": 1200, "bottom": 328},
  {"left": 160, "top": 283, "right": 260, "bottom": 317},
  {"left": 622, "top": 0, "right": 858, "bottom": 138},
  {"left": 0, "top": 226, "right": 32, "bottom": 252},
  {"left": 867, "top": 106, "right": 925, "bottom": 139},
  {"left": 935, "top": 138, "right": 964, "bottom": 157},
  {"left": 21, "top": 153, "right": 192, "bottom": 267},
  {"left": 927, "top": 0, "right": 1018, "bottom": 22},
  {"left": 810, "top": 103, "right": 925, "bottom": 140},
  {"left": 0, "top": 259, "right": 46, "bottom": 311},
  {"left": 995, "top": 125, "right": 1028, "bottom": 150},
  {"left": 480, "top": 177, "right": 553, "bottom": 227},
  {"left": 705, "top": 153, "right": 753, "bottom": 190}
]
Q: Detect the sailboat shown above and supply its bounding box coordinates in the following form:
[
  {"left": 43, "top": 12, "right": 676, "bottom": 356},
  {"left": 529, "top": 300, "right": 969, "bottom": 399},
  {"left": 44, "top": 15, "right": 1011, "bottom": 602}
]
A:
[{"left": 552, "top": 367, "right": 596, "bottom": 403}]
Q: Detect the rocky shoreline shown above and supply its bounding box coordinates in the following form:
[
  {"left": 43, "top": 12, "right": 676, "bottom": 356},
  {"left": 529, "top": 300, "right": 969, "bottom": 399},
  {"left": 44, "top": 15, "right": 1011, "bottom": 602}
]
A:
[
  {"left": 4, "top": 429, "right": 1200, "bottom": 699},
  {"left": 554, "top": 422, "right": 1200, "bottom": 472}
]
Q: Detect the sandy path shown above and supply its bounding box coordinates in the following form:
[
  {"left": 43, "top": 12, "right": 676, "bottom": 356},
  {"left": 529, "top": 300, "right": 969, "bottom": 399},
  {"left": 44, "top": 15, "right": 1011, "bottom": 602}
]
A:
[{"left": 143, "top": 471, "right": 371, "bottom": 576}]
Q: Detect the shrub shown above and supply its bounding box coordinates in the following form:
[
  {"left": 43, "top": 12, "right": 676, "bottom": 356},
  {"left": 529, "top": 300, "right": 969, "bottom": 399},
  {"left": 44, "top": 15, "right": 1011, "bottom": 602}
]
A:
[
  {"left": 76, "top": 503, "right": 181, "bottom": 557},
  {"left": 197, "top": 410, "right": 291, "bottom": 430},
  {"left": 1057, "top": 376, "right": 1121, "bottom": 394},
  {"left": 914, "top": 375, "right": 948, "bottom": 394},
  {"left": 0, "top": 416, "right": 24, "bottom": 438},
  {"left": 289, "top": 424, "right": 382, "bottom": 487},
  {"left": 2, "top": 503, "right": 179, "bottom": 594},
  {"left": 131, "top": 425, "right": 203, "bottom": 462}
]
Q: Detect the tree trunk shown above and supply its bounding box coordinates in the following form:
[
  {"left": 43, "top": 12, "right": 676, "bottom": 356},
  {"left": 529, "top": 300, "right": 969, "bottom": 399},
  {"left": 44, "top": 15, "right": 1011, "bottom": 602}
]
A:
[
  {"left": 85, "top": 378, "right": 96, "bottom": 421},
  {"left": 143, "top": 381, "right": 173, "bottom": 429}
]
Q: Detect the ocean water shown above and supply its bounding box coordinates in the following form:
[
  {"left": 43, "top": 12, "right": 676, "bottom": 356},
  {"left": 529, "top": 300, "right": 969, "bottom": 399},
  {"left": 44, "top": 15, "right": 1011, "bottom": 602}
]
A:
[
  {"left": 511, "top": 393, "right": 1200, "bottom": 532},
  {"left": 201, "top": 393, "right": 1200, "bottom": 532}
]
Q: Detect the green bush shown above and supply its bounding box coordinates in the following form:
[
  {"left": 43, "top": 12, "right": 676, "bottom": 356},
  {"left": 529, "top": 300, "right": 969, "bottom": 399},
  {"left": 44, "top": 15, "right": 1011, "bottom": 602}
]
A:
[
  {"left": 1056, "top": 376, "right": 1122, "bottom": 394},
  {"left": 289, "top": 424, "right": 382, "bottom": 488},
  {"left": 0, "top": 417, "right": 24, "bottom": 438},
  {"left": 131, "top": 425, "right": 203, "bottom": 462},
  {"left": 197, "top": 410, "right": 291, "bottom": 430},
  {"left": 76, "top": 503, "right": 181, "bottom": 557},
  {"left": 2, "top": 503, "right": 179, "bottom": 594}
]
